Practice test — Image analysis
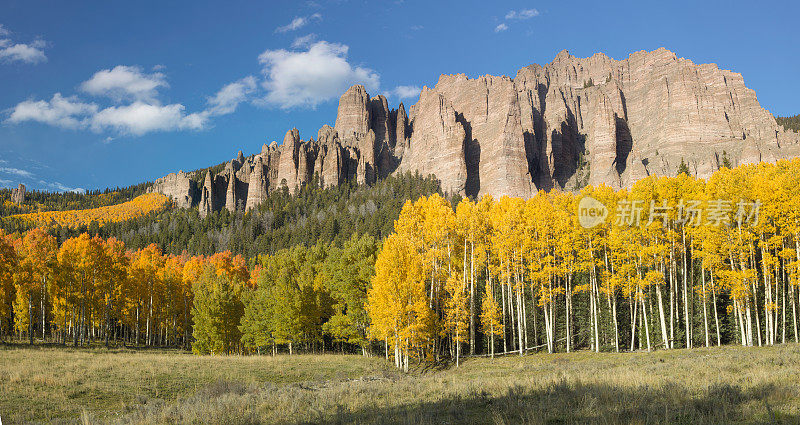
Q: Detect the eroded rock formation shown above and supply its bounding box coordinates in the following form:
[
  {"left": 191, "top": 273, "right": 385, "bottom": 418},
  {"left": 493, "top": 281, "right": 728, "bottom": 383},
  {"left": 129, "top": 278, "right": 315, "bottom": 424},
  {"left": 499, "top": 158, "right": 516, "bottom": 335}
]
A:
[
  {"left": 151, "top": 48, "right": 800, "bottom": 211},
  {"left": 11, "top": 183, "right": 25, "bottom": 205}
]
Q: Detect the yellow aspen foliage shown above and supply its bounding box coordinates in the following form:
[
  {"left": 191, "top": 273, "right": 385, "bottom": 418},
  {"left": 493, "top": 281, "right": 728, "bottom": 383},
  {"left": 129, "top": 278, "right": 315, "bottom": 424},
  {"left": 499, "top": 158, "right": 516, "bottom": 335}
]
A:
[{"left": 12, "top": 193, "right": 171, "bottom": 229}]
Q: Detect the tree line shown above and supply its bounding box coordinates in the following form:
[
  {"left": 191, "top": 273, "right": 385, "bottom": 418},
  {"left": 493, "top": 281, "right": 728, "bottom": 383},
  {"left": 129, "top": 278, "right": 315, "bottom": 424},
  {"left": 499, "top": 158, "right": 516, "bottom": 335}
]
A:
[
  {"left": 1, "top": 172, "right": 442, "bottom": 259},
  {"left": 4, "top": 160, "right": 800, "bottom": 366},
  {"left": 367, "top": 159, "right": 800, "bottom": 369},
  {"left": 0, "top": 182, "right": 151, "bottom": 217},
  {"left": 0, "top": 225, "right": 378, "bottom": 355},
  {"left": 776, "top": 114, "right": 800, "bottom": 132}
]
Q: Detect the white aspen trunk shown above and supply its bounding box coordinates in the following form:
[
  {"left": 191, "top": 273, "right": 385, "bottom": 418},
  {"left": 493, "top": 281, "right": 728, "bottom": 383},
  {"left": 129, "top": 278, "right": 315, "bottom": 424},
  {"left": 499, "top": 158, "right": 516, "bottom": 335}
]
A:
[
  {"left": 735, "top": 299, "right": 745, "bottom": 346},
  {"left": 702, "top": 266, "right": 709, "bottom": 347},
  {"left": 794, "top": 233, "right": 800, "bottom": 343},
  {"left": 630, "top": 291, "right": 638, "bottom": 352},
  {"left": 543, "top": 299, "right": 552, "bottom": 353},
  {"left": 779, "top": 258, "right": 785, "bottom": 344},
  {"left": 456, "top": 332, "right": 460, "bottom": 367},
  {"left": 403, "top": 338, "right": 409, "bottom": 372},
  {"left": 589, "top": 279, "right": 596, "bottom": 351},
  {"left": 656, "top": 281, "right": 669, "bottom": 349},
  {"left": 792, "top": 279, "right": 799, "bottom": 343},
  {"left": 711, "top": 272, "right": 721, "bottom": 346},
  {"left": 641, "top": 290, "right": 651, "bottom": 352},
  {"left": 682, "top": 229, "right": 690, "bottom": 348},
  {"left": 501, "top": 278, "right": 507, "bottom": 353},
  {"left": 508, "top": 267, "right": 516, "bottom": 352},
  {"left": 752, "top": 279, "right": 762, "bottom": 347},
  {"left": 516, "top": 288, "right": 523, "bottom": 355},
  {"left": 763, "top": 244, "right": 772, "bottom": 345},
  {"left": 746, "top": 301, "right": 754, "bottom": 347},
  {"left": 470, "top": 240, "right": 475, "bottom": 355},
  {"left": 147, "top": 287, "right": 153, "bottom": 347},
  {"left": 669, "top": 237, "right": 676, "bottom": 349},
  {"left": 609, "top": 292, "right": 618, "bottom": 353},
  {"left": 41, "top": 278, "right": 46, "bottom": 341},
  {"left": 566, "top": 273, "right": 572, "bottom": 353}
]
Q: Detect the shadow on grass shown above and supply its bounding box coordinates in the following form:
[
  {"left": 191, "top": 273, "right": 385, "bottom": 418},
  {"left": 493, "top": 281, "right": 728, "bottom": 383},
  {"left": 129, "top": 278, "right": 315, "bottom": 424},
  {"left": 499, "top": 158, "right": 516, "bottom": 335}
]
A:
[
  {"left": 115, "top": 378, "right": 797, "bottom": 425},
  {"left": 321, "top": 381, "right": 793, "bottom": 425}
]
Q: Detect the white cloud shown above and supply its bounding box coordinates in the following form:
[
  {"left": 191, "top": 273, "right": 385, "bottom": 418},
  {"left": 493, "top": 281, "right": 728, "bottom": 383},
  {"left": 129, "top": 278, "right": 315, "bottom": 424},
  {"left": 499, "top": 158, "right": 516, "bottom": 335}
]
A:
[
  {"left": 275, "top": 13, "right": 322, "bottom": 33},
  {"left": 80, "top": 65, "right": 168, "bottom": 102},
  {"left": 7, "top": 93, "right": 98, "bottom": 129},
  {"left": 258, "top": 40, "right": 379, "bottom": 109},
  {"left": 0, "top": 38, "right": 47, "bottom": 64},
  {"left": 90, "top": 102, "right": 207, "bottom": 136},
  {"left": 505, "top": 9, "right": 539, "bottom": 20},
  {"left": 0, "top": 167, "right": 34, "bottom": 178},
  {"left": 0, "top": 25, "right": 9, "bottom": 36},
  {"left": 391, "top": 85, "right": 421, "bottom": 100},
  {"left": 496, "top": 8, "right": 540, "bottom": 33},
  {"left": 42, "top": 181, "right": 85, "bottom": 193},
  {"left": 206, "top": 76, "right": 257, "bottom": 116},
  {"left": 291, "top": 33, "right": 317, "bottom": 48}
]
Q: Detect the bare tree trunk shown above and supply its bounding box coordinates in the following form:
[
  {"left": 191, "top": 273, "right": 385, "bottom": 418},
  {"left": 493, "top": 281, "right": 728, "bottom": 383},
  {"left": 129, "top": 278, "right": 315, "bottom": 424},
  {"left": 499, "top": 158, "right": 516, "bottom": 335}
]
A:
[
  {"left": 28, "top": 295, "right": 33, "bottom": 345},
  {"left": 657, "top": 280, "right": 669, "bottom": 349},
  {"left": 641, "top": 290, "right": 651, "bottom": 351},
  {"left": 630, "top": 290, "right": 638, "bottom": 351},
  {"left": 682, "top": 229, "right": 690, "bottom": 348},
  {"left": 702, "top": 265, "right": 709, "bottom": 347},
  {"left": 501, "top": 279, "right": 507, "bottom": 353},
  {"left": 566, "top": 273, "right": 572, "bottom": 353},
  {"left": 670, "top": 237, "right": 676, "bottom": 349},
  {"left": 41, "top": 278, "right": 46, "bottom": 342},
  {"left": 470, "top": 241, "right": 475, "bottom": 355},
  {"left": 711, "top": 272, "right": 721, "bottom": 346}
]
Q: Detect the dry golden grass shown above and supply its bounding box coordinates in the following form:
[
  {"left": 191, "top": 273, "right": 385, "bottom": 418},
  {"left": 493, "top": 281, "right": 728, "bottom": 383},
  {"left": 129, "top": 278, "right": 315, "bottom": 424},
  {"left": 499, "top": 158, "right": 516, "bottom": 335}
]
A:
[{"left": 2, "top": 344, "right": 800, "bottom": 424}]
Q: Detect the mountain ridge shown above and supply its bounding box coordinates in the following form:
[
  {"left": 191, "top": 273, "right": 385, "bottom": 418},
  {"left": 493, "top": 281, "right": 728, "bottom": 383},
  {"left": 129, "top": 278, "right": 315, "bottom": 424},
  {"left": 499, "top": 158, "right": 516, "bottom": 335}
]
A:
[{"left": 149, "top": 48, "right": 800, "bottom": 212}]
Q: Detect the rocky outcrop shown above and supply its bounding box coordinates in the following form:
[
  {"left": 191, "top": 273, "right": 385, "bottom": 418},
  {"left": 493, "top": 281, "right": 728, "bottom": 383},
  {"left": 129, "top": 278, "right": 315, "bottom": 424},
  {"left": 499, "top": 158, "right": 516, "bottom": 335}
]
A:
[
  {"left": 11, "top": 183, "right": 25, "bottom": 205},
  {"left": 148, "top": 171, "right": 195, "bottom": 208},
  {"left": 396, "top": 88, "right": 467, "bottom": 194},
  {"left": 199, "top": 171, "right": 214, "bottom": 217},
  {"left": 245, "top": 156, "right": 267, "bottom": 211},
  {"left": 225, "top": 166, "right": 236, "bottom": 212},
  {"left": 152, "top": 48, "right": 800, "bottom": 211}
]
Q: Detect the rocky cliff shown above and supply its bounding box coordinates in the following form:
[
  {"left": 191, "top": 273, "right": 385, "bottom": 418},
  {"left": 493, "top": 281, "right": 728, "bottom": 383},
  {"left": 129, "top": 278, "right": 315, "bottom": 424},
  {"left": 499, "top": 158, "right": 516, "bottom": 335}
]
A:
[{"left": 150, "top": 48, "right": 800, "bottom": 211}]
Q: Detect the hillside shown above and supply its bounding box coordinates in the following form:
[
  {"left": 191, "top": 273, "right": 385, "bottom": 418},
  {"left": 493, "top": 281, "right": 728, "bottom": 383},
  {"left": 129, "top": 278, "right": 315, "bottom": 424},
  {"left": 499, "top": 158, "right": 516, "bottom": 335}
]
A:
[
  {"left": 101, "top": 172, "right": 441, "bottom": 257},
  {"left": 0, "top": 182, "right": 151, "bottom": 217},
  {"left": 6, "top": 192, "right": 170, "bottom": 229},
  {"left": 1, "top": 172, "right": 441, "bottom": 257}
]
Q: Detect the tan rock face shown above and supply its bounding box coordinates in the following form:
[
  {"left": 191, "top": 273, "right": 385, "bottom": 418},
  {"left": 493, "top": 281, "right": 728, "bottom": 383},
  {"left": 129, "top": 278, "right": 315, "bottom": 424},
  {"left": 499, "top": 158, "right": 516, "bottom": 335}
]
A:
[
  {"left": 335, "top": 85, "right": 371, "bottom": 140},
  {"left": 149, "top": 171, "right": 195, "bottom": 208},
  {"left": 276, "top": 128, "right": 300, "bottom": 192},
  {"left": 509, "top": 48, "right": 800, "bottom": 191},
  {"left": 397, "top": 88, "right": 467, "bottom": 194},
  {"left": 245, "top": 156, "right": 267, "bottom": 211},
  {"left": 153, "top": 48, "right": 800, "bottom": 211},
  {"left": 11, "top": 183, "right": 26, "bottom": 205},
  {"left": 199, "top": 171, "right": 213, "bottom": 217}
]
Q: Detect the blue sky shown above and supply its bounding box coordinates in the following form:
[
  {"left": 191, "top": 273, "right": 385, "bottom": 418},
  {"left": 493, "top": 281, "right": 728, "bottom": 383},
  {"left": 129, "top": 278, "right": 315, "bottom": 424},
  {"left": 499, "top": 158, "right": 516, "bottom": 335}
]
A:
[{"left": 1, "top": 0, "right": 798, "bottom": 193}]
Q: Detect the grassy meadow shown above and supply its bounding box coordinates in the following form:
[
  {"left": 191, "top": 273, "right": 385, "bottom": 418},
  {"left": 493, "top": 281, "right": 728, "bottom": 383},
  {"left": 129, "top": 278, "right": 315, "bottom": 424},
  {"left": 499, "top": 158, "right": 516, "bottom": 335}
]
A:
[{"left": 2, "top": 344, "right": 800, "bottom": 424}]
